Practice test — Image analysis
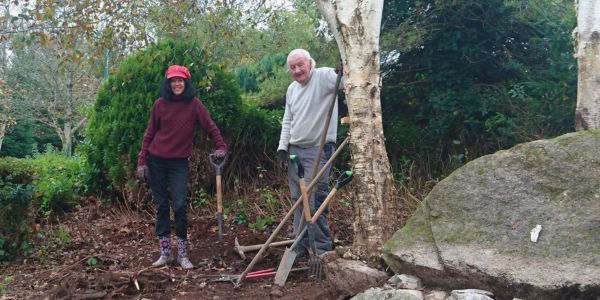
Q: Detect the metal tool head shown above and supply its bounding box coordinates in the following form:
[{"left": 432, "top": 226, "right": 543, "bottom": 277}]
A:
[
  {"left": 309, "top": 254, "right": 324, "bottom": 280},
  {"left": 274, "top": 226, "right": 308, "bottom": 286},
  {"left": 234, "top": 237, "right": 246, "bottom": 260},
  {"left": 306, "top": 222, "right": 324, "bottom": 280},
  {"left": 209, "top": 153, "right": 227, "bottom": 175},
  {"left": 274, "top": 246, "right": 298, "bottom": 286},
  {"left": 211, "top": 274, "right": 239, "bottom": 283}
]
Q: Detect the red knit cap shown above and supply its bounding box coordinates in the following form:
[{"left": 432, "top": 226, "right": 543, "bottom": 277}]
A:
[{"left": 166, "top": 65, "right": 191, "bottom": 80}]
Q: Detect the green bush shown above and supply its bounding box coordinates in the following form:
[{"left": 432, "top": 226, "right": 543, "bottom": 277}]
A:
[
  {"left": 85, "top": 39, "right": 283, "bottom": 201},
  {"left": 25, "top": 147, "right": 89, "bottom": 216},
  {"left": 0, "top": 157, "right": 35, "bottom": 262},
  {"left": 84, "top": 40, "right": 244, "bottom": 192},
  {"left": 236, "top": 53, "right": 289, "bottom": 108},
  {"left": 381, "top": 0, "right": 576, "bottom": 176}
]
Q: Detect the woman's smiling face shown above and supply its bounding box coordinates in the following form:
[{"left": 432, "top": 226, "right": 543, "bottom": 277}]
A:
[{"left": 170, "top": 77, "right": 185, "bottom": 96}]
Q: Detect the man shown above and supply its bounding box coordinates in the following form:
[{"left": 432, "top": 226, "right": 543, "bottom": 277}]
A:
[{"left": 277, "top": 49, "right": 342, "bottom": 256}]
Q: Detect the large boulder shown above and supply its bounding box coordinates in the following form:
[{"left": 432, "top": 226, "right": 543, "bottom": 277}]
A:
[{"left": 383, "top": 130, "right": 600, "bottom": 300}]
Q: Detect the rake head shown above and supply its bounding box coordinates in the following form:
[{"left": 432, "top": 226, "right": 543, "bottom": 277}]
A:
[
  {"left": 308, "top": 255, "right": 324, "bottom": 280},
  {"left": 305, "top": 221, "right": 324, "bottom": 280}
]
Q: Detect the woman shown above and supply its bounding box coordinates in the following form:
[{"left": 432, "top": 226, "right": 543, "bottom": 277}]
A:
[{"left": 137, "top": 65, "right": 227, "bottom": 269}]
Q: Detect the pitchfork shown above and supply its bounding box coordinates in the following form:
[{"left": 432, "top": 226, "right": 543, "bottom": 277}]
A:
[{"left": 289, "top": 155, "right": 321, "bottom": 277}]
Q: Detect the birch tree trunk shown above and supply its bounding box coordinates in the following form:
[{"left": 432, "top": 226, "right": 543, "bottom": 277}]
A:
[
  {"left": 315, "top": 0, "right": 398, "bottom": 262},
  {"left": 63, "top": 78, "right": 74, "bottom": 155},
  {"left": 574, "top": 0, "right": 600, "bottom": 130}
]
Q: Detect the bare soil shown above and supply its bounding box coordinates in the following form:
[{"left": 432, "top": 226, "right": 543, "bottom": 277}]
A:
[{"left": 1, "top": 199, "right": 353, "bottom": 299}]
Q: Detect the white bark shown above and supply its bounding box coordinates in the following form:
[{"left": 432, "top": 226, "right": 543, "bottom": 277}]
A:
[
  {"left": 316, "top": 0, "right": 397, "bottom": 261},
  {"left": 574, "top": 0, "right": 600, "bottom": 130}
]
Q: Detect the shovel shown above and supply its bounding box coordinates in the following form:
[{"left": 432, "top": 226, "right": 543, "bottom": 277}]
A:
[
  {"left": 235, "top": 137, "right": 349, "bottom": 287},
  {"left": 209, "top": 152, "right": 227, "bottom": 242},
  {"left": 273, "top": 226, "right": 308, "bottom": 285},
  {"left": 274, "top": 170, "right": 354, "bottom": 286}
]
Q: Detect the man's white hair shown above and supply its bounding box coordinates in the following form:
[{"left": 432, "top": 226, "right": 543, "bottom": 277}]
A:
[{"left": 287, "top": 48, "right": 316, "bottom": 72}]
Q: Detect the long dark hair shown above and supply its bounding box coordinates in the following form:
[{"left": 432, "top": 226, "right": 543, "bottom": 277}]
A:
[{"left": 159, "top": 78, "right": 196, "bottom": 101}]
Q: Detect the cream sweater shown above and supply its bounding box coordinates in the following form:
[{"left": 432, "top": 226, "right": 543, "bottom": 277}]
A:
[{"left": 278, "top": 67, "right": 340, "bottom": 151}]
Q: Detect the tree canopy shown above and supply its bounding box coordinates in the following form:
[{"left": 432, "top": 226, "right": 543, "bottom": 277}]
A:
[
  {"left": 380, "top": 0, "right": 576, "bottom": 175},
  {"left": 84, "top": 39, "right": 243, "bottom": 190},
  {"left": 1, "top": 0, "right": 579, "bottom": 187}
]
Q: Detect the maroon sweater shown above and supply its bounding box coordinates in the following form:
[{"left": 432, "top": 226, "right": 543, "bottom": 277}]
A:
[{"left": 137, "top": 97, "right": 227, "bottom": 167}]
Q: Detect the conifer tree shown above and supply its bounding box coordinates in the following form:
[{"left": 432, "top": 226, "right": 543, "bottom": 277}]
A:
[{"left": 85, "top": 40, "right": 242, "bottom": 193}]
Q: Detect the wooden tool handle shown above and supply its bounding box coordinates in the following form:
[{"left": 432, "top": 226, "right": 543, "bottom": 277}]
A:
[
  {"left": 311, "top": 188, "right": 337, "bottom": 223},
  {"left": 299, "top": 179, "right": 312, "bottom": 221},
  {"left": 216, "top": 175, "right": 223, "bottom": 213}
]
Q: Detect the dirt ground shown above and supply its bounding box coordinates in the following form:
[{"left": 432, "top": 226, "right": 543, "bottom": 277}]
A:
[{"left": 1, "top": 199, "right": 352, "bottom": 300}]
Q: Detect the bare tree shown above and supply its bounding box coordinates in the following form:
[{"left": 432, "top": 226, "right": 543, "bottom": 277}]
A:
[
  {"left": 574, "top": 0, "right": 600, "bottom": 130},
  {"left": 0, "top": 82, "right": 16, "bottom": 152},
  {"left": 0, "top": 1, "right": 16, "bottom": 152},
  {"left": 315, "top": 0, "right": 398, "bottom": 262},
  {"left": 8, "top": 43, "right": 98, "bottom": 155}
]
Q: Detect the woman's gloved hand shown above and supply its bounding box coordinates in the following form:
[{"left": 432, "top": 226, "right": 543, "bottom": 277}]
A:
[
  {"left": 137, "top": 165, "right": 148, "bottom": 179},
  {"left": 214, "top": 149, "right": 227, "bottom": 158}
]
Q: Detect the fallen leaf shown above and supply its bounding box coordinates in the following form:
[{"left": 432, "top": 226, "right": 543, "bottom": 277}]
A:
[{"left": 511, "top": 221, "right": 519, "bottom": 230}]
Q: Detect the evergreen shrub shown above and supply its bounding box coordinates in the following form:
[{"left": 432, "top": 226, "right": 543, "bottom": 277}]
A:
[
  {"left": 0, "top": 157, "right": 35, "bottom": 261},
  {"left": 0, "top": 122, "right": 35, "bottom": 158},
  {"left": 85, "top": 39, "right": 280, "bottom": 196},
  {"left": 380, "top": 0, "right": 576, "bottom": 176}
]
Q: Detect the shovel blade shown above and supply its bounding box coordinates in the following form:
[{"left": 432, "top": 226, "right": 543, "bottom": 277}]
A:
[{"left": 274, "top": 247, "right": 297, "bottom": 286}]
